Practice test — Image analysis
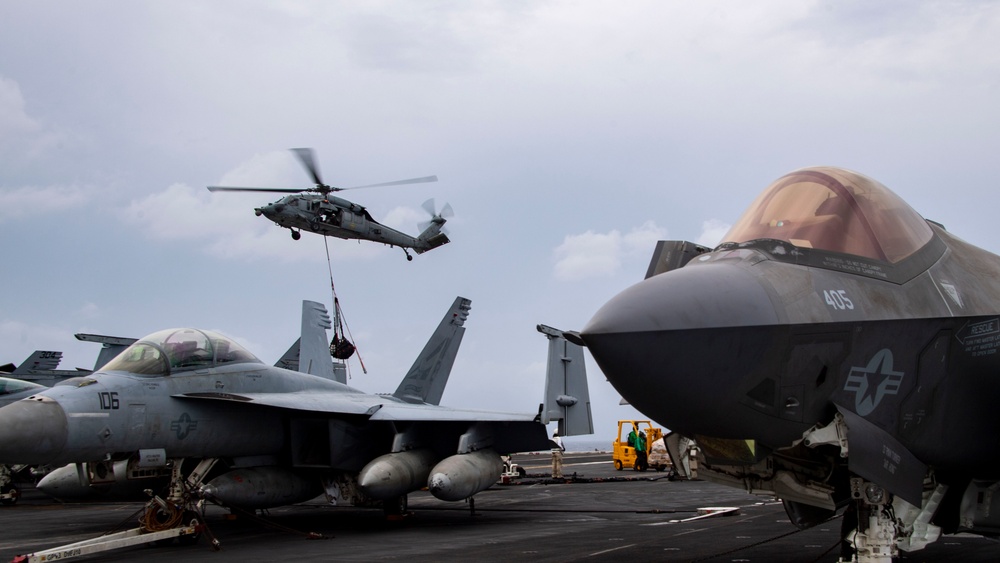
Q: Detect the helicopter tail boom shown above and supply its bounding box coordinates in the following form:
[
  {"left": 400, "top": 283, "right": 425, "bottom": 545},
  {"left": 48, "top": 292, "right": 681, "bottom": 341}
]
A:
[{"left": 414, "top": 226, "right": 450, "bottom": 254}]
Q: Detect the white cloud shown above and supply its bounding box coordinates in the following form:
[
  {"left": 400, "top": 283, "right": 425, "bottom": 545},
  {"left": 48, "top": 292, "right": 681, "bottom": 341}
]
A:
[
  {"left": 553, "top": 221, "right": 667, "bottom": 281},
  {"left": 0, "top": 184, "right": 92, "bottom": 222},
  {"left": 696, "top": 219, "right": 731, "bottom": 248},
  {"left": 0, "top": 74, "right": 69, "bottom": 159},
  {"left": 77, "top": 302, "right": 101, "bottom": 319}
]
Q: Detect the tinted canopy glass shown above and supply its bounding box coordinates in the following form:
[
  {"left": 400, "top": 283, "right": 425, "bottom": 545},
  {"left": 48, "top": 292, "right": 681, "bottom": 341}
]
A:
[
  {"left": 101, "top": 328, "right": 262, "bottom": 376},
  {"left": 722, "top": 167, "right": 933, "bottom": 263},
  {"left": 0, "top": 377, "right": 45, "bottom": 396}
]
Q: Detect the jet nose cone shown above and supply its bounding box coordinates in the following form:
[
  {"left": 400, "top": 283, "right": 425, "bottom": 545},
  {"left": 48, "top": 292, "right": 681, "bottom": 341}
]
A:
[
  {"left": 0, "top": 396, "right": 69, "bottom": 465},
  {"left": 254, "top": 207, "right": 263, "bottom": 216},
  {"left": 583, "top": 261, "right": 778, "bottom": 337},
  {"left": 580, "top": 261, "right": 780, "bottom": 437}
]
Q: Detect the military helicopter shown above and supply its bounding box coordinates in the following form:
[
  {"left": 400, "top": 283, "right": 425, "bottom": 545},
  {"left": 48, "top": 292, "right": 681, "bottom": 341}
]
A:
[{"left": 208, "top": 148, "right": 452, "bottom": 260}]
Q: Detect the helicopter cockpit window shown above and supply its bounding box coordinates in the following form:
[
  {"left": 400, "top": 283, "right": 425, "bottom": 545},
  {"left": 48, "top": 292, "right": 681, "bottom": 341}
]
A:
[
  {"left": 101, "top": 328, "right": 262, "bottom": 377},
  {"left": 721, "top": 167, "right": 933, "bottom": 263}
]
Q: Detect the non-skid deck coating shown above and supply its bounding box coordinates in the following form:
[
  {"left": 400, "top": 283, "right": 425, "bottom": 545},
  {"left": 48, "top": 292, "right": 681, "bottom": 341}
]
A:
[{"left": 2, "top": 453, "right": 998, "bottom": 562}]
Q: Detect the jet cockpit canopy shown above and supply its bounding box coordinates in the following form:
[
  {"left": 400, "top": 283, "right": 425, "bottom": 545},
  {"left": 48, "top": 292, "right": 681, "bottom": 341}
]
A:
[
  {"left": 722, "top": 166, "right": 934, "bottom": 263},
  {"left": 101, "top": 328, "right": 261, "bottom": 376}
]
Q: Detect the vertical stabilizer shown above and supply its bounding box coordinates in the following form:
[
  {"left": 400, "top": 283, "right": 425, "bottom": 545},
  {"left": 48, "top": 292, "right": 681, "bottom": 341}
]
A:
[
  {"left": 10, "top": 351, "right": 63, "bottom": 374},
  {"left": 274, "top": 338, "right": 301, "bottom": 371},
  {"left": 537, "top": 324, "right": 593, "bottom": 436},
  {"left": 299, "top": 301, "right": 341, "bottom": 383},
  {"left": 393, "top": 297, "right": 471, "bottom": 404}
]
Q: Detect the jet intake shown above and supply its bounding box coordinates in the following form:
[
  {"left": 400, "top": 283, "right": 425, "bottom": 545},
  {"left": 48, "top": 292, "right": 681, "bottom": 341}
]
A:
[
  {"left": 358, "top": 449, "right": 439, "bottom": 500},
  {"left": 201, "top": 467, "right": 322, "bottom": 509},
  {"left": 427, "top": 449, "right": 502, "bottom": 501}
]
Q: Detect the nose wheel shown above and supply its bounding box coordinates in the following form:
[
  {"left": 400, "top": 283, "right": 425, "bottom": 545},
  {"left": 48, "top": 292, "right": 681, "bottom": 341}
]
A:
[
  {"left": 404, "top": 249, "right": 413, "bottom": 261},
  {"left": 291, "top": 230, "right": 301, "bottom": 240}
]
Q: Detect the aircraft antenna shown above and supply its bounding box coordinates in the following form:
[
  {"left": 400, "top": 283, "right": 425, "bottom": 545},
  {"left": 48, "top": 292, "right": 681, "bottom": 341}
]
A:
[{"left": 324, "top": 237, "right": 367, "bottom": 375}]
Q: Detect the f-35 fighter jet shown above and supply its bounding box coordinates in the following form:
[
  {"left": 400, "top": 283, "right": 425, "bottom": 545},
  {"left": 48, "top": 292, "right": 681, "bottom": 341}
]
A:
[{"left": 576, "top": 166, "right": 1000, "bottom": 561}]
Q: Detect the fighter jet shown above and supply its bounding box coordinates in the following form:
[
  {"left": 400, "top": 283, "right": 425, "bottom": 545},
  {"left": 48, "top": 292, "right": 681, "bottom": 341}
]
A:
[
  {"left": 0, "top": 296, "right": 591, "bottom": 528},
  {"left": 575, "top": 166, "right": 1000, "bottom": 561}
]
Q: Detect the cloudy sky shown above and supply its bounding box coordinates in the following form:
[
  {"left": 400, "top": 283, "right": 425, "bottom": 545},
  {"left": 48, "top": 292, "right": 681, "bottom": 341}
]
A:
[{"left": 3, "top": 1, "right": 999, "bottom": 445}]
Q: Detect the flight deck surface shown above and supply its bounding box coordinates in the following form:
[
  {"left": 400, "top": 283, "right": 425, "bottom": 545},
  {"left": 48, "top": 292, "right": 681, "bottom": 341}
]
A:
[{"left": 2, "top": 453, "right": 998, "bottom": 562}]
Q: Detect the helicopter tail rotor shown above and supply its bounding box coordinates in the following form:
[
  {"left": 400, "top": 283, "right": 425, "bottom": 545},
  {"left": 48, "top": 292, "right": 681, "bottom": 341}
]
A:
[{"left": 419, "top": 198, "right": 453, "bottom": 234}]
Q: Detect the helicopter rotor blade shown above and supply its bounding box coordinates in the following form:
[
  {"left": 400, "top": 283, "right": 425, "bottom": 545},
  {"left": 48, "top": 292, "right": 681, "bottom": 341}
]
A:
[
  {"left": 290, "top": 148, "right": 326, "bottom": 188},
  {"left": 207, "top": 186, "right": 305, "bottom": 193},
  {"left": 419, "top": 199, "right": 452, "bottom": 235},
  {"left": 422, "top": 198, "right": 438, "bottom": 216},
  {"left": 342, "top": 175, "right": 438, "bottom": 190}
]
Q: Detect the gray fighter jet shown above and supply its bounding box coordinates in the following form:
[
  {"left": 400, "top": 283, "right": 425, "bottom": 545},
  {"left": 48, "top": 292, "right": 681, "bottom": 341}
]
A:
[
  {"left": 575, "top": 166, "right": 1000, "bottom": 561},
  {"left": 0, "top": 296, "right": 591, "bottom": 527}
]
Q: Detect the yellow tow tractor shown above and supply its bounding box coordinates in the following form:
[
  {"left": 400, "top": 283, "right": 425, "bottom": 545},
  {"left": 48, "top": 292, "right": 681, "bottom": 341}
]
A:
[{"left": 613, "top": 420, "right": 668, "bottom": 472}]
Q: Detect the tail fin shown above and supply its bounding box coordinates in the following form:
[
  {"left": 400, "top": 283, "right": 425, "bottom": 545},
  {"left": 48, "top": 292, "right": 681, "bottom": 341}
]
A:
[
  {"left": 274, "top": 338, "right": 301, "bottom": 371},
  {"left": 298, "top": 300, "right": 344, "bottom": 384},
  {"left": 10, "top": 351, "right": 63, "bottom": 374},
  {"left": 393, "top": 297, "right": 471, "bottom": 404},
  {"left": 74, "top": 334, "right": 138, "bottom": 371},
  {"left": 537, "top": 324, "right": 594, "bottom": 436},
  {"left": 414, "top": 222, "right": 450, "bottom": 254}
]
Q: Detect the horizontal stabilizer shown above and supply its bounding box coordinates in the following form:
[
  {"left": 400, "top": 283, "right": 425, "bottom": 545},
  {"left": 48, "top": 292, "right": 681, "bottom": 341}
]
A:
[
  {"left": 393, "top": 297, "right": 471, "bottom": 405},
  {"left": 75, "top": 333, "right": 138, "bottom": 371},
  {"left": 537, "top": 324, "right": 593, "bottom": 436}
]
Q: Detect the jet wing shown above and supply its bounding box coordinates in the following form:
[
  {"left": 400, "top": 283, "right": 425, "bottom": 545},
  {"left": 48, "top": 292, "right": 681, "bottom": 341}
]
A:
[
  {"left": 176, "top": 391, "right": 382, "bottom": 416},
  {"left": 177, "top": 390, "right": 537, "bottom": 422},
  {"left": 370, "top": 402, "right": 538, "bottom": 422}
]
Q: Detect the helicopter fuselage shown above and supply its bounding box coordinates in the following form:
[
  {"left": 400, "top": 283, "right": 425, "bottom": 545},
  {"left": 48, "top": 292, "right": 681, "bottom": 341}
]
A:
[{"left": 256, "top": 193, "right": 437, "bottom": 251}]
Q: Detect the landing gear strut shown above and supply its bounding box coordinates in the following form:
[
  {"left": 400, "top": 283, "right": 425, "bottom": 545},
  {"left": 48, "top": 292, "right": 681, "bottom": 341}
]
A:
[{"left": 841, "top": 478, "right": 896, "bottom": 563}]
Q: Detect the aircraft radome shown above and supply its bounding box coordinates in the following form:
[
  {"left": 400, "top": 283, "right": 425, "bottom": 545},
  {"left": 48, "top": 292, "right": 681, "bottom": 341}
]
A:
[{"left": 573, "top": 166, "right": 1000, "bottom": 562}]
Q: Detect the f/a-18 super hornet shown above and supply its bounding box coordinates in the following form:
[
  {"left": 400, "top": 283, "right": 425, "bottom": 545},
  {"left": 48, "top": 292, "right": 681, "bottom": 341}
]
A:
[
  {"left": 574, "top": 166, "right": 1000, "bottom": 561},
  {"left": 0, "top": 296, "right": 591, "bottom": 535}
]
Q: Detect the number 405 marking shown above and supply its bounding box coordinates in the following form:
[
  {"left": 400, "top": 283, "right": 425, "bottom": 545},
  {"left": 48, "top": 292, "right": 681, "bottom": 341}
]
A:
[{"left": 824, "top": 289, "right": 854, "bottom": 310}]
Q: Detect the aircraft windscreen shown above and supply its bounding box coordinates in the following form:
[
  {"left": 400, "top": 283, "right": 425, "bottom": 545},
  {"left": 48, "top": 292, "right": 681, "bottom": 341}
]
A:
[
  {"left": 101, "top": 328, "right": 262, "bottom": 376},
  {"left": 722, "top": 167, "right": 933, "bottom": 263},
  {"left": 0, "top": 377, "right": 44, "bottom": 396}
]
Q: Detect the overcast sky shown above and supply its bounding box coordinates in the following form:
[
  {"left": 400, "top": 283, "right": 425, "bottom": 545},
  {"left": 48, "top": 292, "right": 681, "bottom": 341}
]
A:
[{"left": 3, "top": 1, "right": 999, "bottom": 445}]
